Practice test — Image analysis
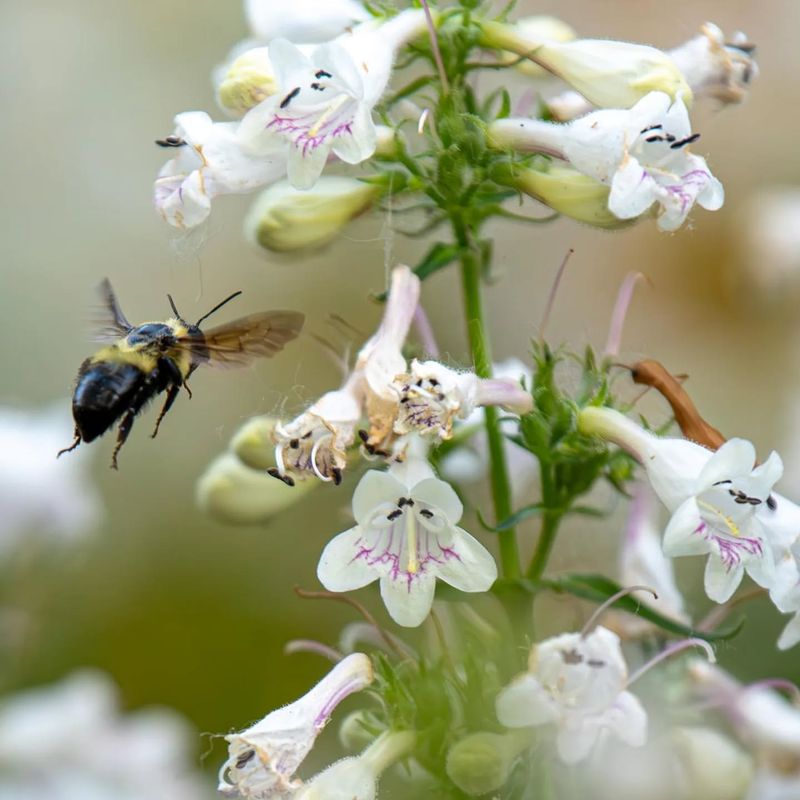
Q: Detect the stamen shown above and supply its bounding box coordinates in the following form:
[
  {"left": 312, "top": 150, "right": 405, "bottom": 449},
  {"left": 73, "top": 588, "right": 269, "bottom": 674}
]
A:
[
  {"left": 640, "top": 124, "right": 663, "bottom": 133},
  {"left": 235, "top": 750, "right": 256, "bottom": 769},
  {"left": 387, "top": 509, "right": 403, "bottom": 521},
  {"left": 315, "top": 69, "right": 333, "bottom": 79},
  {"left": 267, "top": 467, "right": 295, "bottom": 487},
  {"left": 307, "top": 93, "right": 349, "bottom": 138},
  {"left": 697, "top": 499, "right": 741, "bottom": 537},
  {"left": 581, "top": 585, "right": 658, "bottom": 637},
  {"left": 310, "top": 434, "right": 334, "bottom": 482},
  {"left": 280, "top": 86, "right": 301, "bottom": 109},
  {"left": 418, "top": 108, "right": 430, "bottom": 135},
  {"left": 155, "top": 135, "right": 186, "bottom": 147},
  {"left": 628, "top": 638, "right": 716, "bottom": 686},
  {"left": 670, "top": 133, "right": 701, "bottom": 150},
  {"left": 420, "top": 508, "right": 433, "bottom": 519},
  {"left": 274, "top": 444, "right": 287, "bottom": 477}
]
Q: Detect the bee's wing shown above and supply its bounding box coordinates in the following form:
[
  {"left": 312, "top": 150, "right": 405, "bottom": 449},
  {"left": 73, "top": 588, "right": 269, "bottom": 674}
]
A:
[
  {"left": 179, "top": 311, "right": 305, "bottom": 368},
  {"left": 92, "top": 278, "right": 133, "bottom": 342}
]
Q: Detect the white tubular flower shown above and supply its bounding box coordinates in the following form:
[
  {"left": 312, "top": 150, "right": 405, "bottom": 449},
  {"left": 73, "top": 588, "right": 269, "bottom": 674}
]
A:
[
  {"left": 0, "top": 671, "right": 205, "bottom": 800},
  {"left": 270, "top": 372, "right": 365, "bottom": 486},
  {"left": 317, "top": 454, "right": 497, "bottom": 627},
  {"left": 689, "top": 660, "right": 800, "bottom": 763},
  {"left": 662, "top": 438, "right": 781, "bottom": 603},
  {"left": 616, "top": 485, "right": 690, "bottom": 636},
  {"left": 579, "top": 407, "right": 782, "bottom": 603},
  {"left": 480, "top": 22, "right": 689, "bottom": 109},
  {"left": 154, "top": 112, "right": 286, "bottom": 229},
  {"left": 667, "top": 23, "right": 756, "bottom": 106},
  {"left": 747, "top": 770, "right": 800, "bottom": 800},
  {"left": 496, "top": 626, "right": 647, "bottom": 764},
  {"left": 0, "top": 405, "right": 101, "bottom": 555},
  {"left": 245, "top": 176, "right": 381, "bottom": 253},
  {"left": 239, "top": 11, "right": 427, "bottom": 189},
  {"left": 296, "top": 731, "right": 414, "bottom": 800},
  {"left": 491, "top": 91, "right": 724, "bottom": 232},
  {"left": 391, "top": 359, "right": 532, "bottom": 442},
  {"left": 196, "top": 453, "right": 316, "bottom": 524},
  {"left": 245, "top": 0, "right": 369, "bottom": 45},
  {"left": 219, "top": 653, "right": 373, "bottom": 798},
  {"left": 548, "top": 23, "right": 757, "bottom": 121},
  {"left": 499, "top": 16, "right": 576, "bottom": 77}
]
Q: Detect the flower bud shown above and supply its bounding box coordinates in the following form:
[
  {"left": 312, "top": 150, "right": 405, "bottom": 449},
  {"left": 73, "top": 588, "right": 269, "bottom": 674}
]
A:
[
  {"left": 245, "top": 177, "right": 382, "bottom": 253},
  {"left": 480, "top": 22, "right": 691, "bottom": 109},
  {"left": 374, "top": 126, "right": 402, "bottom": 159},
  {"left": 670, "top": 727, "right": 754, "bottom": 800},
  {"left": 495, "top": 162, "right": 631, "bottom": 229},
  {"left": 339, "top": 710, "right": 379, "bottom": 752},
  {"left": 230, "top": 415, "right": 279, "bottom": 471},
  {"left": 216, "top": 46, "right": 280, "bottom": 117},
  {"left": 196, "top": 453, "right": 315, "bottom": 524},
  {"left": 500, "top": 16, "right": 577, "bottom": 76},
  {"left": 445, "top": 731, "right": 530, "bottom": 796}
]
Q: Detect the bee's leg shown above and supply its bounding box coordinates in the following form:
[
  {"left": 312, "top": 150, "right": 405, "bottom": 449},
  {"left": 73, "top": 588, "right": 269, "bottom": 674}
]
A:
[
  {"left": 111, "top": 410, "right": 137, "bottom": 470},
  {"left": 183, "top": 381, "right": 193, "bottom": 399},
  {"left": 57, "top": 427, "right": 82, "bottom": 458},
  {"left": 151, "top": 384, "right": 180, "bottom": 439}
]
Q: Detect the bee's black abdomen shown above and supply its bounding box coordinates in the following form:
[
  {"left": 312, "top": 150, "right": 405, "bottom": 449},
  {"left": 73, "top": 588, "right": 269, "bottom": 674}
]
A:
[{"left": 73, "top": 361, "right": 145, "bottom": 442}]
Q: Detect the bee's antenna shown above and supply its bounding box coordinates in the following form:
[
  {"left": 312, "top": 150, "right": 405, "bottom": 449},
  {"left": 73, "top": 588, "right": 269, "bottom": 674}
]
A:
[
  {"left": 167, "top": 294, "right": 182, "bottom": 319},
  {"left": 196, "top": 290, "right": 243, "bottom": 327}
]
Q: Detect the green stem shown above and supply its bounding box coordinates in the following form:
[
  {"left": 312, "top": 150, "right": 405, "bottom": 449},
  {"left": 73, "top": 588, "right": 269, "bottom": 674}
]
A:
[
  {"left": 527, "top": 466, "right": 562, "bottom": 580},
  {"left": 452, "top": 215, "right": 521, "bottom": 580}
]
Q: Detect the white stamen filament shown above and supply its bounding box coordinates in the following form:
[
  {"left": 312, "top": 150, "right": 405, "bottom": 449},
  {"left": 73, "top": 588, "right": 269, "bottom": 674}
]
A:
[
  {"left": 698, "top": 499, "right": 741, "bottom": 537},
  {"left": 308, "top": 93, "right": 350, "bottom": 138},
  {"left": 310, "top": 433, "right": 334, "bottom": 482},
  {"left": 628, "top": 638, "right": 716, "bottom": 686},
  {"left": 274, "top": 443, "right": 288, "bottom": 476}
]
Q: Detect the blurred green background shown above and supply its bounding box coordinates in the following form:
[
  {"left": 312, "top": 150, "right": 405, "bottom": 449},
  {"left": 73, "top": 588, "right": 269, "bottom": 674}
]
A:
[{"left": 2, "top": 0, "right": 800, "bottom": 777}]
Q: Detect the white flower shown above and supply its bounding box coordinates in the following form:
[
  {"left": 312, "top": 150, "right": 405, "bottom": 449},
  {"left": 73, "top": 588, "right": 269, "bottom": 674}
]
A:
[
  {"left": 496, "top": 626, "right": 647, "bottom": 763},
  {"left": 239, "top": 11, "right": 427, "bottom": 189},
  {"left": 219, "top": 653, "right": 373, "bottom": 798},
  {"left": 244, "top": 0, "right": 369, "bottom": 45},
  {"left": 747, "top": 769, "right": 800, "bottom": 800},
  {"left": 579, "top": 407, "right": 783, "bottom": 603},
  {"left": 0, "top": 405, "right": 101, "bottom": 555},
  {"left": 548, "top": 22, "right": 757, "bottom": 121},
  {"left": 390, "top": 359, "right": 532, "bottom": 442},
  {"left": 662, "top": 438, "right": 781, "bottom": 603},
  {"left": 270, "top": 373, "right": 365, "bottom": 485},
  {"left": 491, "top": 92, "right": 724, "bottom": 231},
  {"left": 216, "top": 45, "right": 283, "bottom": 117},
  {"left": 668, "top": 23, "right": 757, "bottom": 106},
  {"left": 689, "top": 660, "right": 800, "bottom": 763},
  {"left": 296, "top": 731, "right": 414, "bottom": 800},
  {"left": 0, "top": 671, "right": 206, "bottom": 800},
  {"left": 154, "top": 111, "right": 286, "bottom": 229},
  {"left": 245, "top": 176, "right": 381, "bottom": 253},
  {"left": 317, "top": 454, "right": 497, "bottom": 627}
]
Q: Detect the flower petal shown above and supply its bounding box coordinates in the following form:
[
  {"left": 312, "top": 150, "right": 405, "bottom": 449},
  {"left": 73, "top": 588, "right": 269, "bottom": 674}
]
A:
[
  {"left": 435, "top": 528, "right": 497, "bottom": 592},
  {"left": 317, "top": 526, "right": 378, "bottom": 592},
  {"left": 608, "top": 691, "right": 648, "bottom": 748},
  {"left": 331, "top": 107, "right": 377, "bottom": 164},
  {"left": 608, "top": 156, "right": 660, "bottom": 220},
  {"left": 751, "top": 450, "right": 784, "bottom": 490},
  {"left": 704, "top": 554, "right": 744, "bottom": 603},
  {"left": 379, "top": 573, "right": 435, "bottom": 627},
  {"left": 555, "top": 721, "right": 600, "bottom": 764},
  {"left": 411, "top": 477, "right": 463, "bottom": 524},
  {"left": 697, "top": 438, "right": 756, "bottom": 489},
  {"left": 663, "top": 499, "right": 709, "bottom": 557},
  {"left": 287, "top": 141, "right": 330, "bottom": 190},
  {"left": 778, "top": 611, "right": 800, "bottom": 651},
  {"left": 496, "top": 674, "right": 558, "bottom": 728},
  {"left": 352, "top": 470, "right": 405, "bottom": 524}
]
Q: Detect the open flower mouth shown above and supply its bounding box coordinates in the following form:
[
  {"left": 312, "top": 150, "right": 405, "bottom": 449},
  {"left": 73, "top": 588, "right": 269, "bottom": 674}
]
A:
[
  {"left": 359, "top": 498, "right": 457, "bottom": 581},
  {"left": 267, "top": 92, "right": 358, "bottom": 156},
  {"left": 271, "top": 421, "right": 344, "bottom": 485}
]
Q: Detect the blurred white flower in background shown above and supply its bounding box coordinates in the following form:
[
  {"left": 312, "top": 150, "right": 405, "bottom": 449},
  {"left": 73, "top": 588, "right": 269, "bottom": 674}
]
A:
[
  {"left": 0, "top": 405, "right": 101, "bottom": 556},
  {"left": 0, "top": 671, "right": 210, "bottom": 800},
  {"left": 244, "top": 0, "right": 368, "bottom": 45}
]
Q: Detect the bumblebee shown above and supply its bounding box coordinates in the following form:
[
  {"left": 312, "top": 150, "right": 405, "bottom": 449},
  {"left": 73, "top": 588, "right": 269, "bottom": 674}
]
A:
[{"left": 59, "top": 280, "right": 304, "bottom": 469}]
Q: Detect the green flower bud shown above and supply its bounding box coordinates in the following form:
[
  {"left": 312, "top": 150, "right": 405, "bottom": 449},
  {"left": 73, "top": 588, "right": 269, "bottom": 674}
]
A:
[
  {"left": 196, "top": 453, "right": 315, "bottom": 524},
  {"left": 230, "top": 415, "right": 278, "bottom": 471},
  {"left": 480, "top": 22, "right": 691, "bottom": 109},
  {"left": 245, "top": 177, "right": 382, "bottom": 254},
  {"left": 445, "top": 731, "right": 530, "bottom": 796},
  {"left": 217, "top": 46, "right": 280, "bottom": 117},
  {"left": 495, "top": 162, "right": 633, "bottom": 229},
  {"left": 499, "top": 16, "right": 577, "bottom": 76}
]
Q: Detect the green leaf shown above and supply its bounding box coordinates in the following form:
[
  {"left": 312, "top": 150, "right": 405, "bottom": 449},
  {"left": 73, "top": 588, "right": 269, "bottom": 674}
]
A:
[
  {"left": 489, "top": 503, "right": 546, "bottom": 531},
  {"left": 498, "top": 574, "right": 745, "bottom": 642}
]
